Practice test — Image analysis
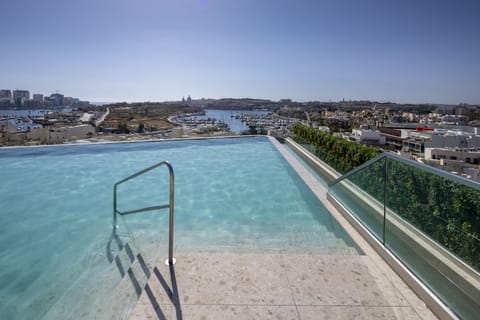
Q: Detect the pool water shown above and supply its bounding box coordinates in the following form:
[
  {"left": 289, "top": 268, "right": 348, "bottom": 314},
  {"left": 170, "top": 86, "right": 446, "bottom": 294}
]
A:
[{"left": 0, "top": 136, "right": 358, "bottom": 319}]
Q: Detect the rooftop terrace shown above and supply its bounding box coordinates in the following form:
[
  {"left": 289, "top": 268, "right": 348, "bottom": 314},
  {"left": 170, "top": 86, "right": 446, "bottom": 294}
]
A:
[{"left": 123, "top": 137, "right": 439, "bottom": 320}]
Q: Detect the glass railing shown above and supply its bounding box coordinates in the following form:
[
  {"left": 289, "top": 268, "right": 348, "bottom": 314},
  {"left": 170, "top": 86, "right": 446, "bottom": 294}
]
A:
[{"left": 329, "top": 153, "right": 480, "bottom": 320}]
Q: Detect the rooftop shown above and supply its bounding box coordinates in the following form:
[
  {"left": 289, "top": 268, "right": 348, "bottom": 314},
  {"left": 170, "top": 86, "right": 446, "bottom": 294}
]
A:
[{"left": 125, "top": 137, "right": 438, "bottom": 320}]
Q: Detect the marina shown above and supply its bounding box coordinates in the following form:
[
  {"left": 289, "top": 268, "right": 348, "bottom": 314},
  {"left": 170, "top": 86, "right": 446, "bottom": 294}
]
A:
[{"left": 171, "top": 109, "right": 297, "bottom": 135}]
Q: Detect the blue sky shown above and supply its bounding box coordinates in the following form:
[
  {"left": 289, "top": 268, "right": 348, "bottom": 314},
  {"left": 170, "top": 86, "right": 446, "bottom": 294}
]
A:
[{"left": 1, "top": 0, "right": 479, "bottom": 104}]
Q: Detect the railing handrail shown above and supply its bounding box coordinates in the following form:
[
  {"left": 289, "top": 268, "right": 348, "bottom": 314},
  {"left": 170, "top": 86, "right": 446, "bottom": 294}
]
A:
[
  {"left": 328, "top": 153, "right": 385, "bottom": 187},
  {"left": 328, "top": 152, "right": 480, "bottom": 190},
  {"left": 114, "top": 160, "right": 173, "bottom": 188},
  {"left": 113, "top": 160, "right": 175, "bottom": 265}
]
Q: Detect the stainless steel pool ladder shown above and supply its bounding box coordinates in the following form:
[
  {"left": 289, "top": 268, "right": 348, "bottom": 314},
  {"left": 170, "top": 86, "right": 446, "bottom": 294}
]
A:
[{"left": 113, "top": 161, "right": 175, "bottom": 265}]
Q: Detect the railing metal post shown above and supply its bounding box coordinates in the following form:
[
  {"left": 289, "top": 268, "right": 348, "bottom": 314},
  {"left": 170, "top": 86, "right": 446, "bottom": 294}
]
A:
[
  {"left": 383, "top": 156, "right": 387, "bottom": 245},
  {"left": 113, "top": 185, "right": 118, "bottom": 229},
  {"left": 112, "top": 160, "right": 176, "bottom": 265},
  {"left": 167, "top": 162, "right": 175, "bottom": 265}
]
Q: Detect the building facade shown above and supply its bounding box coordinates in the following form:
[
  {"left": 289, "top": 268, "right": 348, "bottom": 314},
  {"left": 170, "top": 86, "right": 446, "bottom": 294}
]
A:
[
  {"left": 12, "top": 90, "right": 30, "bottom": 107},
  {"left": 0, "top": 90, "right": 12, "bottom": 107}
]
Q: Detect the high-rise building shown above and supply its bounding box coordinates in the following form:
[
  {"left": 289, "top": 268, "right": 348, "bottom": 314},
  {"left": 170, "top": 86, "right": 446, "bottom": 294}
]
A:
[
  {"left": 33, "top": 94, "right": 43, "bottom": 102},
  {"left": 12, "top": 90, "right": 30, "bottom": 107},
  {"left": 32, "top": 94, "right": 44, "bottom": 107},
  {"left": 12, "top": 90, "right": 30, "bottom": 100},
  {"left": 0, "top": 90, "right": 12, "bottom": 107},
  {"left": 0, "top": 89, "right": 12, "bottom": 99},
  {"left": 63, "top": 96, "right": 73, "bottom": 106},
  {"left": 50, "top": 93, "right": 64, "bottom": 106}
]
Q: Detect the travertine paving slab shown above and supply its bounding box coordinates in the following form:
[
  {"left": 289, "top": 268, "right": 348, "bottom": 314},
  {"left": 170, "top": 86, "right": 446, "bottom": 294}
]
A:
[
  {"left": 147, "top": 253, "right": 294, "bottom": 306},
  {"left": 297, "top": 306, "right": 421, "bottom": 320},
  {"left": 129, "top": 299, "right": 174, "bottom": 320},
  {"left": 128, "top": 252, "right": 435, "bottom": 320},
  {"left": 282, "top": 254, "right": 407, "bottom": 306},
  {"left": 179, "top": 305, "right": 299, "bottom": 320}
]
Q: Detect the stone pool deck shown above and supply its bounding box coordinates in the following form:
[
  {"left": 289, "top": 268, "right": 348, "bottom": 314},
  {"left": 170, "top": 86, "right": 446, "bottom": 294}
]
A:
[{"left": 128, "top": 138, "right": 438, "bottom": 320}]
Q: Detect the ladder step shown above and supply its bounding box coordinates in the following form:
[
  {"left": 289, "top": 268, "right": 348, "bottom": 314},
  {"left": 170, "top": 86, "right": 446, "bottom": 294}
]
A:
[{"left": 118, "top": 204, "right": 170, "bottom": 216}]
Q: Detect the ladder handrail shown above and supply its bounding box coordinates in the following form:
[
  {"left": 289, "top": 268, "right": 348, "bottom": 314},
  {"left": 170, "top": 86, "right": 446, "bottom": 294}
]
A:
[{"left": 113, "top": 160, "right": 175, "bottom": 265}]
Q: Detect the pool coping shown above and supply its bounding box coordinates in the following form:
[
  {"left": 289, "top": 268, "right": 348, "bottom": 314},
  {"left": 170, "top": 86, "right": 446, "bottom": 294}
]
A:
[{"left": 0, "top": 134, "right": 262, "bottom": 150}]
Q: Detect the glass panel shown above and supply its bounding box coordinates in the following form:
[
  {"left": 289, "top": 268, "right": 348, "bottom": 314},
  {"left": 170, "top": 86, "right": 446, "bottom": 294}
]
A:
[
  {"left": 330, "top": 154, "right": 480, "bottom": 319},
  {"left": 384, "top": 158, "right": 480, "bottom": 273},
  {"left": 329, "top": 158, "right": 385, "bottom": 241},
  {"left": 383, "top": 157, "right": 480, "bottom": 320}
]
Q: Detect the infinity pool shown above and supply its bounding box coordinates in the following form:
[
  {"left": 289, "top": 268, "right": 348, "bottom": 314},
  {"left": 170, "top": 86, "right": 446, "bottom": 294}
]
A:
[{"left": 0, "top": 136, "right": 358, "bottom": 319}]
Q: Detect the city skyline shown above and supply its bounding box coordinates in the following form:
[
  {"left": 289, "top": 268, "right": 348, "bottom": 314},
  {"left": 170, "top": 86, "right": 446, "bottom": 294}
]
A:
[{"left": 1, "top": 0, "right": 480, "bottom": 105}]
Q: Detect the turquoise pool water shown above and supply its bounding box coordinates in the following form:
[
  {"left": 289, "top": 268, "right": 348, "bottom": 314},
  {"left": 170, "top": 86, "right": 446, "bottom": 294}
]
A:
[{"left": 0, "top": 136, "right": 358, "bottom": 319}]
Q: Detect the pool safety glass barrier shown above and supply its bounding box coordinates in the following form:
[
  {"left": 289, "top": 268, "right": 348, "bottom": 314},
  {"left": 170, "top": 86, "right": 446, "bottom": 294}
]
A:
[
  {"left": 114, "top": 160, "right": 175, "bottom": 265},
  {"left": 328, "top": 153, "right": 480, "bottom": 320}
]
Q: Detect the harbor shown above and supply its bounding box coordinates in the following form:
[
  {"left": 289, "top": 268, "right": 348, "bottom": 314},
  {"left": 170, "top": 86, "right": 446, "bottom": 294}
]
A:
[{"left": 170, "top": 109, "right": 297, "bottom": 135}]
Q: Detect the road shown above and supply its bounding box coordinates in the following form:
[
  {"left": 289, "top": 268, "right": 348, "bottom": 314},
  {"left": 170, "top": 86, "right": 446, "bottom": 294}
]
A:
[{"left": 95, "top": 107, "right": 110, "bottom": 126}]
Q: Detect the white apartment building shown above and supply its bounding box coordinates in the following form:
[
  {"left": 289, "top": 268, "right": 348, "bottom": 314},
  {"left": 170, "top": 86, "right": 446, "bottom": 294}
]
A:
[
  {"left": 48, "top": 124, "right": 95, "bottom": 143},
  {"left": 424, "top": 132, "right": 480, "bottom": 164},
  {"left": 401, "top": 131, "right": 433, "bottom": 154},
  {"left": 25, "top": 124, "right": 95, "bottom": 144},
  {"left": 12, "top": 90, "right": 30, "bottom": 100},
  {"left": 351, "top": 128, "right": 386, "bottom": 145}
]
